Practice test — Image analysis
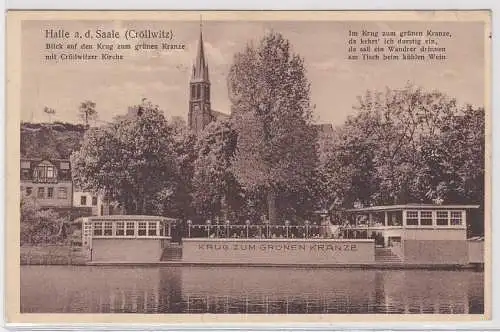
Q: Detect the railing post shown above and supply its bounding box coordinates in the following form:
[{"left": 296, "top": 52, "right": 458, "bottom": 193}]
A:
[
  {"left": 285, "top": 220, "right": 290, "bottom": 238},
  {"left": 187, "top": 220, "right": 192, "bottom": 238},
  {"left": 245, "top": 220, "right": 250, "bottom": 238},
  {"left": 305, "top": 220, "right": 310, "bottom": 238},
  {"left": 225, "top": 220, "right": 230, "bottom": 238},
  {"left": 206, "top": 219, "right": 211, "bottom": 238}
]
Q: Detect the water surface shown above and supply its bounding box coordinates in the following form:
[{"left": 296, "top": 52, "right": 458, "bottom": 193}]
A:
[{"left": 20, "top": 266, "right": 484, "bottom": 314}]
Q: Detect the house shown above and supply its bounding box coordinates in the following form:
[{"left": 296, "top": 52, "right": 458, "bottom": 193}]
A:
[{"left": 20, "top": 158, "right": 73, "bottom": 208}]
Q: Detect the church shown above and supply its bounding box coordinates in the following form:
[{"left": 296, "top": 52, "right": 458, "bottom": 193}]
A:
[{"left": 188, "top": 27, "right": 229, "bottom": 136}]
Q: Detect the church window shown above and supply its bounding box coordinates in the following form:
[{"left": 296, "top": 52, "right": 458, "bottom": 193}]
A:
[
  {"left": 196, "top": 85, "right": 201, "bottom": 99},
  {"left": 191, "top": 85, "right": 195, "bottom": 98}
]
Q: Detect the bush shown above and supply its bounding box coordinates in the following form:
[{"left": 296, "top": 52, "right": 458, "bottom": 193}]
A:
[{"left": 20, "top": 197, "right": 66, "bottom": 245}]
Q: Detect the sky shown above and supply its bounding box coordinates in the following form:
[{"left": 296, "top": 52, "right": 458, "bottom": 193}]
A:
[{"left": 21, "top": 19, "right": 486, "bottom": 126}]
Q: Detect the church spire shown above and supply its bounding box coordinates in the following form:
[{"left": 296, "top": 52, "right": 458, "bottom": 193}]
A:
[{"left": 192, "top": 18, "right": 209, "bottom": 82}]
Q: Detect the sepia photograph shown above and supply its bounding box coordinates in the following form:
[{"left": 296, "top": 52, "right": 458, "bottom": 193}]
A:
[{"left": 5, "top": 10, "right": 491, "bottom": 323}]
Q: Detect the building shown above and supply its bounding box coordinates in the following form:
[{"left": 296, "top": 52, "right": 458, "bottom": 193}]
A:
[
  {"left": 188, "top": 26, "right": 229, "bottom": 135},
  {"left": 73, "top": 190, "right": 125, "bottom": 216},
  {"left": 20, "top": 158, "right": 73, "bottom": 208}
]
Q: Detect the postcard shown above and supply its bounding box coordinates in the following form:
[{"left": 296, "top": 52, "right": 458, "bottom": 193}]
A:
[{"left": 5, "top": 10, "right": 491, "bottom": 325}]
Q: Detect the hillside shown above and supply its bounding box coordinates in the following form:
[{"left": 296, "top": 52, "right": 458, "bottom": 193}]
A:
[{"left": 21, "top": 122, "right": 86, "bottom": 159}]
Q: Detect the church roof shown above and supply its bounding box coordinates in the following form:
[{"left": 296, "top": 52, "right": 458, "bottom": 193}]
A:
[
  {"left": 191, "top": 28, "right": 209, "bottom": 82},
  {"left": 211, "top": 109, "right": 230, "bottom": 121}
]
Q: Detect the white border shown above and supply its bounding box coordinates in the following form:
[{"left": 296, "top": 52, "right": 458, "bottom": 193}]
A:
[{"left": 2, "top": 0, "right": 498, "bottom": 331}]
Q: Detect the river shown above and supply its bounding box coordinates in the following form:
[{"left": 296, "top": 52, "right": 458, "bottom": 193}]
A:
[{"left": 20, "top": 266, "right": 484, "bottom": 314}]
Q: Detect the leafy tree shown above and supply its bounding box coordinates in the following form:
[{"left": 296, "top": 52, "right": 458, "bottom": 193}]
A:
[
  {"left": 71, "top": 100, "right": 178, "bottom": 215},
  {"left": 322, "top": 85, "right": 483, "bottom": 209},
  {"left": 79, "top": 100, "right": 97, "bottom": 128},
  {"left": 227, "top": 31, "right": 318, "bottom": 224},
  {"left": 421, "top": 106, "right": 485, "bottom": 204},
  {"left": 152, "top": 129, "right": 198, "bottom": 219},
  {"left": 192, "top": 120, "right": 243, "bottom": 221}
]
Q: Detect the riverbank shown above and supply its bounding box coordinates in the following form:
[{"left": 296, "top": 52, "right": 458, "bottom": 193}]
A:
[
  {"left": 86, "top": 260, "right": 484, "bottom": 271},
  {"left": 20, "top": 245, "right": 87, "bottom": 265}
]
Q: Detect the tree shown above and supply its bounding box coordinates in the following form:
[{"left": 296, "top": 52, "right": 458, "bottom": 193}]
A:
[
  {"left": 227, "top": 31, "right": 318, "bottom": 224},
  {"left": 71, "top": 100, "right": 178, "bottom": 215},
  {"left": 79, "top": 100, "right": 97, "bottom": 128},
  {"left": 192, "top": 120, "right": 243, "bottom": 221},
  {"left": 321, "top": 84, "right": 484, "bottom": 212},
  {"left": 421, "top": 106, "right": 485, "bottom": 204},
  {"left": 152, "top": 128, "right": 198, "bottom": 219},
  {"left": 43, "top": 106, "right": 56, "bottom": 122}
]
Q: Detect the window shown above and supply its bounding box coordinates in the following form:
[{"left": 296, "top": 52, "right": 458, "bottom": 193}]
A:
[
  {"left": 21, "top": 169, "right": 30, "bottom": 179},
  {"left": 205, "top": 85, "right": 210, "bottom": 98},
  {"left": 196, "top": 85, "right": 201, "bottom": 99},
  {"left": 80, "top": 196, "right": 87, "bottom": 206},
  {"left": 420, "top": 211, "right": 433, "bottom": 226},
  {"left": 47, "top": 187, "right": 54, "bottom": 198},
  {"left": 387, "top": 211, "right": 402, "bottom": 226},
  {"left": 116, "top": 222, "right": 125, "bottom": 236},
  {"left": 437, "top": 211, "right": 449, "bottom": 226},
  {"left": 21, "top": 161, "right": 30, "bottom": 169},
  {"left": 58, "top": 187, "right": 67, "bottom": 199},
  {"left": 126, "top": 222, "right": 135, "bottom": 236},
  {"left": 33, "top": 163, "right": 57, "bottom": 183},
  {"left": 406, "top": 211, "right": 418, "bottom": 226},
  {"left": 93, "top": 222, "right": 103, "bottom": 236},
  {"left": 138, "top": 222, "right": 147, "bottom": 236},
  {"left": 191, "top": 85, "right": 195, "bottom": 98},
  {"left": 37, "top": 187, "right": 45, "bottom": 199},
  {"left": 26, "top": 187, "right": 32, "bottom": 196},
  {"left": 46, "top": 167, "right": 54, "bottom": 178},
  {"left": 60, "top": 162, "right": 70, "bottom": 170},
  {"left": 92, "top": 196, "right": 98, "bottom": 206},
  {"left": 148, "top": 222, "right": 157, "bottom": 236},
  {"left": 104, "top": 222, "right": 113, "bottom": 236},
  {"left": 450, "top": 211, "right": 463, "bottom": 226}
]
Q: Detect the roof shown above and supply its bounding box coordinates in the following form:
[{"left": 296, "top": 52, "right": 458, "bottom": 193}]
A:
[
  {"left": 212, "top": 110, "right": 230, "bottom": 121},
  {"left": 345, "top": 204, "right": 481, "bottom": 212},
  {"left": 82, "top": 215, "right": 179, "bottom": 221}
]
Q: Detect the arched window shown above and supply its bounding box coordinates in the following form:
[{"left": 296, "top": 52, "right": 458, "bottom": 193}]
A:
[
  {"left": 191, "top": 85, "right": 195, "bottom": 98},
  {"left": 196, "top": 85, "right": 201, "bottom": 99},
  {"left": 205, "top": 85, "right": 210, "bottom": 98}
]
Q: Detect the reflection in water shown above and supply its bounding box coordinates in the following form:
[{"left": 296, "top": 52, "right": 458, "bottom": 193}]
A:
[{"left": 20, "top": 266, "right": 484, "bottom": 314}]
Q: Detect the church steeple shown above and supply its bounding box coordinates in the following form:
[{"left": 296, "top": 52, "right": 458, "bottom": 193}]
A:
[
  {"left": 188, "top": 19, "right": 212, "bottom": 135},
  {"left": 192, "top": 27, "right": 209, "bottom": 82}
]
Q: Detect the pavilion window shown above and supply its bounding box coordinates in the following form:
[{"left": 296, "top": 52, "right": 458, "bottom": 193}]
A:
[
  {"left": 104, "top": 222, "right": 113, "bottom": 236},
  {"left": 148, "top": 222, "right": 157, "bottom": 236},
  {"left": 406, "top": 211, "right": 418, "bottom": 226},
  {"left": 387, "top": 211, "right": 402, "bottom": 226},
  {"left": 116, "top": 222, "right": 125, "bottom": 236},
  {"left": 420, "top": 211, "right": 433, "bottom": 226},
  {"left": 93, "top": 222, "right": 103, "bottom": 236},
  {"left": 436, "top": 211, "right": 449, "bottom": 226},
  {"left": 450, "top": 211, "right": 463, "bottom": 226},
  {"left": 138, "top": 222, "right": 147, "bottom": 236},
  {"left": 126, "top": 222, "right": 135, "bottom": 236}
]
